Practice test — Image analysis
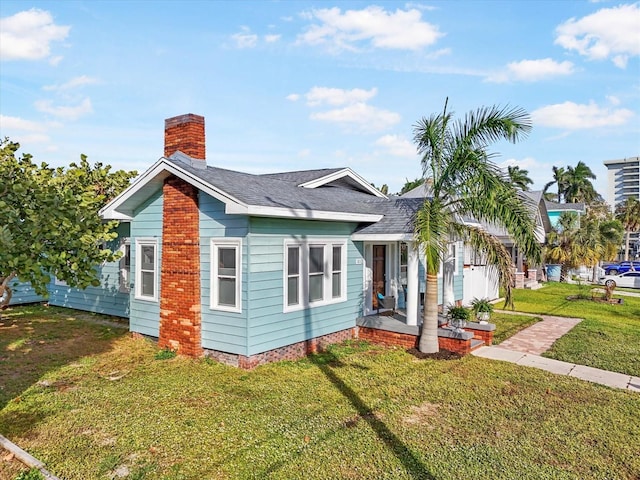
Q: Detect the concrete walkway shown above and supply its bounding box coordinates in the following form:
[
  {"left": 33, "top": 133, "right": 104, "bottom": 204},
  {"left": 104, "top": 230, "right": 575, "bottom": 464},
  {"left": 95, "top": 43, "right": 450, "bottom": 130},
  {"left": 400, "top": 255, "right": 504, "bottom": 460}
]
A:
[{"left": 472, "top": 313, "right": 640, "bottom": 392}]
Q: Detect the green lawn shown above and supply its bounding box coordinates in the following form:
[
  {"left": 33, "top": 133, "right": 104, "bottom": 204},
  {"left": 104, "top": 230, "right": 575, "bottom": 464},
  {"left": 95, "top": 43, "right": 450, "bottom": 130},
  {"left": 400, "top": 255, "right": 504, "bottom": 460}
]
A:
[
  {"left": 510, "top": 283, "right": 640, "bottom": 376},
  {"left": 1, "top": 305, "right": 639, "bottom": 480}
]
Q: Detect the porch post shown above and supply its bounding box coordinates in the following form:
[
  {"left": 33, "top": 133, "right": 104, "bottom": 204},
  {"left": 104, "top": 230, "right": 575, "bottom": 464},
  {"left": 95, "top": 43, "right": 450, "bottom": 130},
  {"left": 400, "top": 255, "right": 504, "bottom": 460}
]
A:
[{"left": 406, "top": 241, "right": 419, "bottom": 326}]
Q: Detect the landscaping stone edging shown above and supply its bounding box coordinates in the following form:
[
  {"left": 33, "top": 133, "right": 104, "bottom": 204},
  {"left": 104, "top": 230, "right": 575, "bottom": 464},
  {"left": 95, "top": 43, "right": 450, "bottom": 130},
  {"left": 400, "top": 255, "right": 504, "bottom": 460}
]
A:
[{"left": 0, "top": 434, "right": 60, "bottom": 480}]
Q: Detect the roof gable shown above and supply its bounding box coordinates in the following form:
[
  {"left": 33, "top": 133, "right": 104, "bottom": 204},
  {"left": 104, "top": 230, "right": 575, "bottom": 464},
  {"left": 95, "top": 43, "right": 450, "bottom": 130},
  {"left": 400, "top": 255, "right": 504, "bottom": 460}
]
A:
[{"left": 100, "top": 156, "right": 384, "bottom": 223}]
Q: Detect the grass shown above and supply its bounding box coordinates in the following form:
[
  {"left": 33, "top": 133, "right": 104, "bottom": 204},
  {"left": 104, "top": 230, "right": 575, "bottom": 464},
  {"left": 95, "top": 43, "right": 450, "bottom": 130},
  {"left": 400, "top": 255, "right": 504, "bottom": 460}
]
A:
[
  {"left": 489, "top": 312, "right": 541, "bottom": 345},
  {"left": 510, "top": 282, "right": 640, "bottom": 376},
  {"left": 1, "top": 304, "right": 639, "bottom": 479}
]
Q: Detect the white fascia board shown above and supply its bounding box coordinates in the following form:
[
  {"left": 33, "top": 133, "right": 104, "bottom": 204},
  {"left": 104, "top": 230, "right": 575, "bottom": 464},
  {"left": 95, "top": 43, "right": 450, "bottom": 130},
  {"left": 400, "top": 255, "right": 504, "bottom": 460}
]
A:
[
  {"left": 100, "top": 158, "right": 248, "bottom": 220},
  {"left": 351, "top": 233, "right": 413, "bottom": 241},
  {"left": 234, "top": 204, "right": 383, "bottom": 222},
  {"left": 299, "top": 168, "right": 388, "bottom": 198}
]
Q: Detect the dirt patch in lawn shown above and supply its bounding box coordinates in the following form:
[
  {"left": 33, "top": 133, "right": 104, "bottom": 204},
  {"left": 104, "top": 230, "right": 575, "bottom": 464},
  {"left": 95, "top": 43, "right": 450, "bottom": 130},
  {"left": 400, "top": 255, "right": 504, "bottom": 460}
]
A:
[{"left": 406, "top": 348, "right": 462, "bottom": 360}]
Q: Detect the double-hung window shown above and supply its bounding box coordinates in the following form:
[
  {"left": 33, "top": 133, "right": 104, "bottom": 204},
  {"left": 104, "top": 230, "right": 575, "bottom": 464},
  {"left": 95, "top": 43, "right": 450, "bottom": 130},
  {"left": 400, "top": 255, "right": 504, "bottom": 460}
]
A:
[
  {"left": 211, "top": 239, "right": 242, "bottom": 312},
  {"left": 284, "top": 239, "right": 346, "bottom": 312},
  {"left": 135, "top": 239, "right": 158, "bottom": 301}
]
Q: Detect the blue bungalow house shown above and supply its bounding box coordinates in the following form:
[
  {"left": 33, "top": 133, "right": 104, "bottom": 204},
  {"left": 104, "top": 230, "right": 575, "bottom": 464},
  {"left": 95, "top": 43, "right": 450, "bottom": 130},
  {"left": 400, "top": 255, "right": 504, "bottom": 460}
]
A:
[{"left": 10, "top": 113, "right": 465, "bottom": 367}]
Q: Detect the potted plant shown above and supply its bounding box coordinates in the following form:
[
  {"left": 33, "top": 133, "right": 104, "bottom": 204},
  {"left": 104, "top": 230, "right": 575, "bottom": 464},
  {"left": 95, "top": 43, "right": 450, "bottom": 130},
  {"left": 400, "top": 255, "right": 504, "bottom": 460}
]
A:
[
  {"left": 446, "top": 304, "right": 470, "bottom": 332},
  {"left": 470, "top": 297, "right": 493, "bottom": 324}
]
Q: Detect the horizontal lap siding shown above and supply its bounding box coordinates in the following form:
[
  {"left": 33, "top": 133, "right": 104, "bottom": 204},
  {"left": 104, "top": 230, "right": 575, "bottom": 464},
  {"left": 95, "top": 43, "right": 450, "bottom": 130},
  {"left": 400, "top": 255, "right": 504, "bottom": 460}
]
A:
[
  {"left": 199, "top": 193, "right": 249, "bottom": 355},
  {"left": 8, "top": 281, "right": 45, "bottom": 305},
  {"left": 129, "top": 190, "right": 163, "bottom": 337},
  {"left": 47, "top": 223, "right": 130, "bottom": 318},
  {"left": 246, "top": 218, "right": 362, "bottom": 356}
]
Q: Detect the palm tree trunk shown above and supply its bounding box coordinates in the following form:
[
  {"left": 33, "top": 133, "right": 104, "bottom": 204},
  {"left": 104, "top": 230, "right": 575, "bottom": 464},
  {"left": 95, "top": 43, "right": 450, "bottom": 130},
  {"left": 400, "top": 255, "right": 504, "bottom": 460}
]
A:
[
  {"left": 625, "top": 231, "right": 631, "bottom": 261},
  {"left": 418, "top": 273, "right": 439, "bottom": 353}
]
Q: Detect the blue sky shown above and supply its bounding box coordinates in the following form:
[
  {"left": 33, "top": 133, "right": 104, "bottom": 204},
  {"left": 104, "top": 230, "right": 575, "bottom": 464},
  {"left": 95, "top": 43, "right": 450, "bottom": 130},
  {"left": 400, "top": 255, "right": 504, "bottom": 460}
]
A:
[{"left": 1, "top": 1, "right": 639, "bottom": 197}]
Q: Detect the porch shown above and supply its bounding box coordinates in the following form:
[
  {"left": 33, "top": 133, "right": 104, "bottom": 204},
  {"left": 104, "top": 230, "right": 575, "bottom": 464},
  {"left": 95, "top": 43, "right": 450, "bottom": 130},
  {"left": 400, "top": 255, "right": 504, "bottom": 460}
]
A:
[{"left": 356, "top": 309, "right": 495, "bottom": 356}]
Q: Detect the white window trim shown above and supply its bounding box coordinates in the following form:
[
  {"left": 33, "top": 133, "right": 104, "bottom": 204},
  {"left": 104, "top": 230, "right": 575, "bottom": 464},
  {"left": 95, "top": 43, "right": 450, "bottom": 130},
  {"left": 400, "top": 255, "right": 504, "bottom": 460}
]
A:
[
  {"left": 210, "top": 238, "right": 242, "bottom": 313},
  {"left": 119, "top": 238, "right": 131, "bottom": 293},
  {"left": 135, "top": 238, "right": 158, "bottom": 302},
  {"left": 436, "top": 242, "right": 459, "bottom": 278},
  {"left": 283, "top": 238, "right": 347, "bottom": 313}
]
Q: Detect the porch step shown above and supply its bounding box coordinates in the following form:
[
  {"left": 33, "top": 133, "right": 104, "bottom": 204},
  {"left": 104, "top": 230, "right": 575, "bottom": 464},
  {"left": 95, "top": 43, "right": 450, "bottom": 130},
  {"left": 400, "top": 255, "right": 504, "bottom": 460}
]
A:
[{"left": 470, "top": 339, "right": 485, "bottom": 351}]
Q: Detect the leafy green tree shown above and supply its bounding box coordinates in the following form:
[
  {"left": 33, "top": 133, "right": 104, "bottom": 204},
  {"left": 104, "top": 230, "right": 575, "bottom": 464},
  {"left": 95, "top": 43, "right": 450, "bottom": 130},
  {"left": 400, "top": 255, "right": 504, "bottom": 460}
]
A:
[
  {"left": 543, "top": 166, "right": 567, "bottom": 203},
  {"left": 399, "top": 177, "right": 425, "bottom": 195},
  {"left": 615, "top": 197, "right": 640, "bottom": 260},
  {"left": 506, "top": 165, "right": 533, "bottom": 191},
  {"left": 0, "top": 139, "right": 137, "bottom": 307},
  {"left": 412, "top": 99, "right": 541, "bottom": 353},
  {"left": 563, "top": 161, "right": 598, "bottom": 204}
]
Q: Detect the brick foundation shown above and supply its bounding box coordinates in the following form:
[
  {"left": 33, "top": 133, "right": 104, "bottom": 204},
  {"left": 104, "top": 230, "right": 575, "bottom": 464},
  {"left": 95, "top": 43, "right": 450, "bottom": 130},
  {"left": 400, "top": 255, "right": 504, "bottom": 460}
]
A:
[
  {"left": 357, "top": 326, "right": 475, "bottom": 355},
  {"left": 466, "top": 327, "right": 494, "bottom": 346},
  {"left": 158, "top": 176, "right": 203, "bottom": 357},
  {"left": 205, "top": 328, "right": 357, "bottom": 369},
  {"left": 357, "top": 327, "right": 418, "bottom": 349}
]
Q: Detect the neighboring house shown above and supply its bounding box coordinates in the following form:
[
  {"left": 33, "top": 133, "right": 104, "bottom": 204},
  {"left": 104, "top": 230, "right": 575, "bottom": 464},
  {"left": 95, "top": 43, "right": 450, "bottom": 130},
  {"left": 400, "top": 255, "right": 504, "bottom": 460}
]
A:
[
  {"left": 401, "top": 186, "right": 551, "bottom": 301},
  {"left": 544, "top": 200, "right": 586, "bottom": 229}
]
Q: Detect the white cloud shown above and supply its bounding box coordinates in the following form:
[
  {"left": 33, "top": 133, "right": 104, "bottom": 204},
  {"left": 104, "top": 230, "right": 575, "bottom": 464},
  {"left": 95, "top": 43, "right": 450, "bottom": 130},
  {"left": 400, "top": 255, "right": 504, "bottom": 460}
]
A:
[
  {"left": 0, "top": 8, "right": 70, "bottom": 61},
  {"left": 231, "top": 27, "right": 258, "bottom": 48},
  {"left": 0, "top": 114, "right": 47, "bottom": 132},
  {"left": 35, "top": 97, "right": 93, "bottom": 120},
  {"left": 297, "top": 6, "right": 443, "bottom": 52},
  {"left": 532, "top": 100, "right": 635, "bottom": 129},
  {"left": 375, "top": 134, "right": 416, "bottom": 157},
  {"left": 305, "top": 86, "right": 377, "bottom": 106},
  {"left": 487, "top": 58, "right": 575, "bottom": 83},
  {"left": 286, "top": 93, "right": 301, "bottom": 102},
  {"left": 298, "top": 148, "right": 311, "bottom": 158},
  {"left": 264, "top": 34, "right": 281, "bottom": 43},
  {"left": 555, "top": 3, "right": 640, "bottom": 68},
  {"left": 43, "top": 75, "right": 99, "bottom": 91},
  {"left": 311, "top": 102, "right": 400, "bottom": 132}
]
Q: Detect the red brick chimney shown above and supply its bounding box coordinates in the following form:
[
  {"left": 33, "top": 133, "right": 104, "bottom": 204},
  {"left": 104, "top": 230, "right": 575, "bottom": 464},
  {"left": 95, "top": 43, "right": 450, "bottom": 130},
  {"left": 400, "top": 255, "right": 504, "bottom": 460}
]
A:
[
  {"left": 164, "top": 113, "right": 206, "bottom": 161},
  {"left": 158, "top": 114, "right": 204, "bottom": 357}
]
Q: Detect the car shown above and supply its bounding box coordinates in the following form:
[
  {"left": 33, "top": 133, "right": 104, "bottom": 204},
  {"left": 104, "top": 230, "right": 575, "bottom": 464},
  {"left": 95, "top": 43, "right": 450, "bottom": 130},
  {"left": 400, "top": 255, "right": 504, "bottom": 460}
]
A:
[
  {"left": 599, "top": 271, "right": 640, "bottom": 289},
  {"left": 601, "top": 261, "right": 640, "bottom": 275}
]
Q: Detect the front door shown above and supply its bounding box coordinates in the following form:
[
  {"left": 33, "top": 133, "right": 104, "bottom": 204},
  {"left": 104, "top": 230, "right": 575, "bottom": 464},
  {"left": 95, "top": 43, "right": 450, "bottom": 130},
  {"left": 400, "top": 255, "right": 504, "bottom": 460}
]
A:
[{"left": 372, "top": 245, "right": 386, "bottom": 309}]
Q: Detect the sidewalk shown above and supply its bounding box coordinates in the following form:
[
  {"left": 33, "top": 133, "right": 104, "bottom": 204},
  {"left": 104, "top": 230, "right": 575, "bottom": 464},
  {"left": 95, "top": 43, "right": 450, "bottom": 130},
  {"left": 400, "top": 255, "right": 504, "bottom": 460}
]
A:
[{"left": 471, "top": 313, "right": 640, "bottom": 392}]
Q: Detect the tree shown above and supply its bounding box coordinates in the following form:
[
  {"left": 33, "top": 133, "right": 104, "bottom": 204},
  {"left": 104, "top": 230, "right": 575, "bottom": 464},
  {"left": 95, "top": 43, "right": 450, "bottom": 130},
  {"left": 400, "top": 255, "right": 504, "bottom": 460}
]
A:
[
  {"left": 399, "top": 177, "right": 425, "bottom": 195},
  {"left": 412, "top": 99, "right": 541, "bottom": 353},
  {"left": 0, "top": 139, "right": 137, "bottom": 307},
  {"left": 615, "top": 197, "right": 640, "bottom": 260},
  {"left": 543, "top": 166, "right": 567, "bottom": 203},
  {"left": 563, "top": 161, "right": 598, "bottom": 204},
  {"left": 506, "top": 165, "right": 533, "bottom": 191}
]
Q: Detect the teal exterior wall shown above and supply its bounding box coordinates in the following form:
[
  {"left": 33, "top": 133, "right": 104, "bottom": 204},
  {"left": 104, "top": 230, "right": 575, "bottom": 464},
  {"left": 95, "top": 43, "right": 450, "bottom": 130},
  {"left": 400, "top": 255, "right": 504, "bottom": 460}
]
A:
[
  {"left": 129, "top": 189, "right": 163, "bottom": 337},
  {"left": 418, "top": 241, "right": 464, "bottom": 305},
  {"left": 47, "top": 223, "right": 131, "bottom": 317},
  {"left": 7, "top": 280, "right": 45, "bottom": 306},
  {"left": 244, "top": 217, "right": 362, "bottom": 356},
  {"left": 199, "top": 193, "right": 249, "bottom": 355}
]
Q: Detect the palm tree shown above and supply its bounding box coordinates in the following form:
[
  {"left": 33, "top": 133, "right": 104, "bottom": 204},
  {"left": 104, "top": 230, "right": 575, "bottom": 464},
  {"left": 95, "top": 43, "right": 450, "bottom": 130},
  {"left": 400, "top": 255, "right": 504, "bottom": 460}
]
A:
[
  {"left": 412, "top": 99, "right": 541, "bottom": 353},
  {"left": 543, "top": 166, "right": 567, "bottom": 203},
  {"left": 563, "top": 161, "right": 598, "bottom": 204},
  {"left": 544, "top": 212, "right": 600, "bottom": 282},
  {"left": 507, "top": 165, "right": 533, "bottom": 191},
  {"left": 615, "top": 197, "right": 640, "bottom": 260}
]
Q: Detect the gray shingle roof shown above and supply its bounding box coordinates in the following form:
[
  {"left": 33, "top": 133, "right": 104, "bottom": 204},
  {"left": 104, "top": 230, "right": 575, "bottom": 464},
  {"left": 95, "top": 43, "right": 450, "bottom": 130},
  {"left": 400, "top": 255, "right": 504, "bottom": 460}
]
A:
[
  {"left": 354, "top": 197, "right": 423, "bottom": 235},
  {"left": 169, "top": 157, "right": 388, "bottom": 216}
]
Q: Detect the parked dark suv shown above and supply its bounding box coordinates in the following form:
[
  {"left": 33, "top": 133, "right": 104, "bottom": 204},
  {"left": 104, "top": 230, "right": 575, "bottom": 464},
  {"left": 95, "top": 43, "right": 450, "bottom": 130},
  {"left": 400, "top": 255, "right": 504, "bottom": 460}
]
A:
[{"left": 602, "top": 261, "right": 640, "bottom": 275}]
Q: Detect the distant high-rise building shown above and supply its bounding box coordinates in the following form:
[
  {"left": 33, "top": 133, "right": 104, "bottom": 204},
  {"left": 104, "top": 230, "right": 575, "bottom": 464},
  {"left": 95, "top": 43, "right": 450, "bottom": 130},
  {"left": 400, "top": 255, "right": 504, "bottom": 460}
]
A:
[
  {"left": 604, "top": 156, "right": 640, "bottom": 258},
  {"left": 604, "top": 156, "right": 640, "bottom": 208}
]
